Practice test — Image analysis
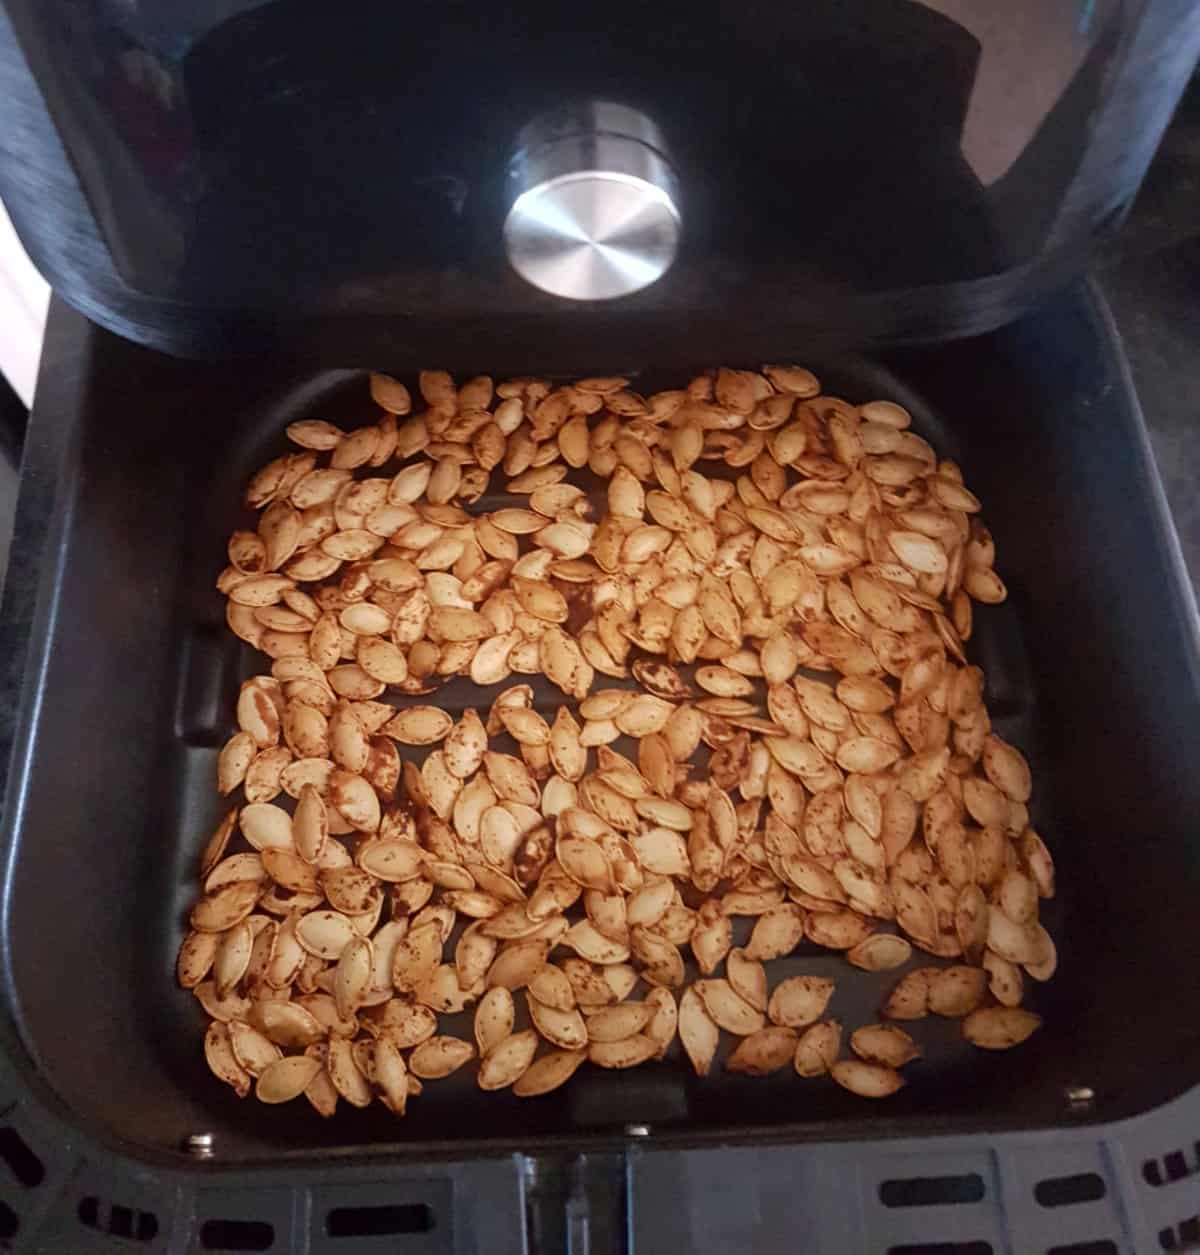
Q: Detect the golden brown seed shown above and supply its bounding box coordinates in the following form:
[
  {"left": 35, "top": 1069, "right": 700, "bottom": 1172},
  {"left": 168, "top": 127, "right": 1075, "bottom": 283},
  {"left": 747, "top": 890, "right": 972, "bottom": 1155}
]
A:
[
  {"left": 514, "top": 1048, "right": 588, "bottom": 1097},
  {"left": 793, "top": 1020, "right": 842, "bottom": 1077},
  {"left": 478, "top": 1029, "right": 539, "bottom": 1091},
  {"left": 962, "top": 1006, "right": 1042, "bottom": 1049},
  {"left": 831, "top": 1059, "right": 905, "bottom": 1098}
]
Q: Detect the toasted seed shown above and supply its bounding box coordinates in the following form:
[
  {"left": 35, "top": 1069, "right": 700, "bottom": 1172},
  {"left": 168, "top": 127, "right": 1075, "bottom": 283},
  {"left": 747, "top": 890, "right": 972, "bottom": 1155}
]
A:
[
  {"left": 330, "top": 769, "right": 381, "bottom": 833},
  {"left": 727, "top": 1025, "right": 798, "bottom": 1076},
  {"left": 370, "top": 1037, "right": 408, "bottom": 1115},
  {"left": 745, "top": 904, "right": 806, "bottom": 961},
  {"left": 205, "top": 1021, "right": 252, "bottom": 1097},
  {"left": 256, "top": 1054, "right": 322, "bottom": 1104},
  {"left": 847, "top": 933, "right": 912, "bottom": 972},
  {"left": 195, "top": 981, "right": 251, "bottom": 1023},
  {"left": 768, "top": 975, "right": 834, "bottom": 1028},
  {"left": 300, "top": 1044, "right": 339, "bottom": 1117},
  {"left": 326, "top": 1036, "right": 372, "bottom": 1107},
  {"left": 478, "top": 1029, "right": 539, "bottom": 1090},
  {"left": 409, "top": 1036, "right": 476, "bottom": 1079},
  {"left": 527, "top": 993, "right": 588, "bottom": 1050},
  {"left": 928, "top": 965, "right": 988, "bottom": 1017},
  {"left": 229, "top": 1020, "right": 282, "bottom": 1077},
  {"left": 726, "top": 947, "right": 768, "bottom": 1012},
  {"left": 474, "top": 986, "right": 516, "bottom": 1056},
  {"left": 556, "top": 835, "right": 614, "bottom": 894},
  {"left": 205, "top": 853, "right": 265, "bottom": 896},
  {"left": 295, "top": 910, "right": 356, "bottom": 959},
  {"left": 996, "top": 869, "right": 1038, "bottom": 930},
  {"left": 218, "top": 731, "right": 256, "bottom": 795},
  {"left": 333, "top": 936, "right": 372, "bottom": 1018},
  {"left": 793, "top": 1020, "right": 842, "bottom": 1077},
  {"left": 614, "top": 694, "right": 675, "bottom": 738},
  {"left": 679, "top": 986, "right": 720, "bottom": 1076},
  {"left": 564, "top": 919, "right": 630, "bottom": 965},
  {"left": 982, "top": 734, "right": 1032, "bottom": 803},
  {"left": 392, "top": 922, "right": 443, "bottom": 992},
  {"left": 513, "top": 1048, "right": 588, "bottom": 1097},
  {"left": 691, "top": 908, "right": 732, "bottom": 976},
  {"left": 191, "top": 880, "right": 261, "bottom": 933},
  {"left": 362, "top": 999, "right": 437, "bottom": 1048},
  {"left": 240, "top": 802, "right": 295, "bottom": 853},
  {"left": 962, "top": 1006, "right": 1042, "bottom": 1049},
  {"left": 836, "top": 737, "right": 901, "bottom": 774},
  {"left": 486, "top": 939, "right": 549, "bottom": 989},
  {"left": 178, "top": 930, "right": 219, "bottom": 989},
  {"left": 1020, "top": 828, "right": 1056, "bottom": 898},
  {"left": 528, "top": 963, "right": 576, "bottom": 1013},
  {"left": 1025, "top": 924, "right": 1057, "bottom": 982},
  {"left": 882, "top": 968, "right": 932, "bottom": 1020},
  {"left": 641, "top": 987, "right": 677, "bottom": 1059},
  {"left": 626, "top": 878, "right": 674, "bottom": 928},
  {"left": 247, "top": 1000, "right": 324, "bottom": 1049},
  {"left": 851, "top": 1023, "right": 921, "bottom": 1067},
  {"left": 386, "top": 706, "right": 453, "bottom": 745},
  {"left": 695, "top": 978, "right": 764, "bottom": 1035},
  {"left": 586, "top": 1002, "right": 653, "bottom": 1043},
  {"left": 587, "top": 1035, "right": 658, "bottom": 1069},
  {"left": 631, "top": 827, "right": 690, "bottom": 878},
  {"left": 986, "top": 906, "right": 1041, "bottom": 965},
  {"left": 358, "top": 840, "right": 424, "bottom": 882},
  {"left": 213, "top": 921, "right": 254, "bottom": 998},
  {"left": 831, "top": 1059, "right": 905, "bottom": 1098},
  {"left": 983, "top": 951, "right": 1025, "bottom": 1007}
]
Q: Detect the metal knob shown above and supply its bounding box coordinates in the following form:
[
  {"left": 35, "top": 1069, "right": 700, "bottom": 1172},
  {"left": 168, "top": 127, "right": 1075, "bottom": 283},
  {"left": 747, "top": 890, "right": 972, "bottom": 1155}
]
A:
[{"left": 504, "top": 102, "right": 681, "bottom": 301}]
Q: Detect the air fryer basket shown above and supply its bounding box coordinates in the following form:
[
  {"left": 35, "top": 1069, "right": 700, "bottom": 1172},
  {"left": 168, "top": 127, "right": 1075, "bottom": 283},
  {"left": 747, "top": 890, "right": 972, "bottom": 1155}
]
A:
[
  {"left": 1, "top": 284, "right": 1199, "bottom": 1180},
  {"left": 148, "top": 356, "right": 1060, "bottom": 1152}
]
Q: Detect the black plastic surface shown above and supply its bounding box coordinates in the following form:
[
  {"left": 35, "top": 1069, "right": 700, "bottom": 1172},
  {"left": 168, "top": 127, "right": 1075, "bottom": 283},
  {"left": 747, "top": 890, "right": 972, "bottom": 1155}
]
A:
[{"left": 0, "top": 286, "right": 1198, "bottom": 1168}]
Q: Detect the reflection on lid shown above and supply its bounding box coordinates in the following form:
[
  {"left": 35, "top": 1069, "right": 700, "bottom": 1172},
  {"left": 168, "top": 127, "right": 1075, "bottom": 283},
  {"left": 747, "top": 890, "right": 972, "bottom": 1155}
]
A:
[{"left": 923, "top": 0, "right": 1104, "bottom": 184}]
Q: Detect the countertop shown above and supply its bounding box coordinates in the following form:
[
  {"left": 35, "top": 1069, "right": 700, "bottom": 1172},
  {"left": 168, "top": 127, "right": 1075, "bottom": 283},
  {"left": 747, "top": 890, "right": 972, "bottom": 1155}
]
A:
[{"left": 1093, "top": 78, "right": 1200, "bottom": 600}]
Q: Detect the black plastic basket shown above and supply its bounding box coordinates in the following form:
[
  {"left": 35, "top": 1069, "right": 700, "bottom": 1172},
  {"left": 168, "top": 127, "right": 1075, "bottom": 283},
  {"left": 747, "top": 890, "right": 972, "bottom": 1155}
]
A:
[{"left": 0, "top": 284, "right": 1198, "bottom": 1252}]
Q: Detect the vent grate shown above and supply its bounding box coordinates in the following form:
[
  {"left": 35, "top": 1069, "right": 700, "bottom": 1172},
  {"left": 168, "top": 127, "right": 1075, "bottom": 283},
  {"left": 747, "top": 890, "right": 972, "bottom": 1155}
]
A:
[
  {"left": 1144, "top": 1144, "right": 1200, "bottom": 1187},
  {"left": 199, "top": 1217, "right": 276, "bottom": 1251},
  {"left": 886, "top": 1244, "right": 993, "bottom": 1255},
  {"left": 1034, "top": 1172, "right": 1107, "bottom": 1208},
  {"left": 0, "top": 1198, "right": 17, "bottom": 1240},
  {"left": 1159, "top": 1215, "right": 1200, "bottom": 1252},
  {"left": 78, "top": 1195, "right": 159, "bottom": 1243},
  {"left": 325, "top": 1203, "right": 434, "bottom": 1238},
  {"left": 880, "top": 1174, "right": 986, "bottom": 1208},
  {"left": 0, "top": 1126, "right": 44, "bottom": 1188},
  {"left": 1046, "top": 1244, "right": 1118, "bottom": 1255}
]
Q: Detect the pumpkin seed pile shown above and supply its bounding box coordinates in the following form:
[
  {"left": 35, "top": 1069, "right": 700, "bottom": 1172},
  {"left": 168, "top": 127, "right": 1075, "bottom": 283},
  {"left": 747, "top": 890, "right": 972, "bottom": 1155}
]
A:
[{"left": 181, "top": 366, "right": 1055, "bottom": 1113}]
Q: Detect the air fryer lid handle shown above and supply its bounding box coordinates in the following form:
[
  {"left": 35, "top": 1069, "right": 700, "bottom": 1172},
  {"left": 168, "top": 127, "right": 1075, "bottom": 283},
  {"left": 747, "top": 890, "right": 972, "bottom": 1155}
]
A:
[{"left": 503, "top": 102, "right": 681, "bottom": 302}]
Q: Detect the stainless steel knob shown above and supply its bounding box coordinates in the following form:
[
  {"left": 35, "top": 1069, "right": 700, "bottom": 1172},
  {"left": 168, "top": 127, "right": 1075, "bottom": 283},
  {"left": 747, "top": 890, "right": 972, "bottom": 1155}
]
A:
[{"left": 504, "top": 102, "right": 681, "bottom": 301}]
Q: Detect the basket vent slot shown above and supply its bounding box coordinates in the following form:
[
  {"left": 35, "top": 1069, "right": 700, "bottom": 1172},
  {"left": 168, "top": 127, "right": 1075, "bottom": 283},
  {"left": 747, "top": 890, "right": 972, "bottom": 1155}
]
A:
[
  {"left": 1046, "top": 1243, "right": 1118, "bottom": 1255},
  {"left": 1034, "top": 1173, "right": 1106, "bottom": 1208},
  {"left": 1144, "top": 1145, "right": 1200, "bottom": 1187},
  {"left": 1159, "top": 1215, "right": 1200, "bottom": 1251},
  {"left": 886, "top": 1244, "right": 992, "bottom": 1255},
  {"left": 0, "top": 1199, "right": 18, "bottom": 1240},
  {"left": 200, "top": 1218, "right": 276, "bottom": 1250},
  {"left": 880, "top": 1174, "right": 985, "bottom": 1208},
  {"left": 325, "top": 1203, "right": 434, "bottom": 1239},
  {"left": 77, "top": 1195, "right": 159, "bottom": 1243},
  {"left": 886, "top": 1246, "right": 992, "bottom": 1255},
  {"left": 0, "top": 1127, "right": 44, "bottom": 1187}
]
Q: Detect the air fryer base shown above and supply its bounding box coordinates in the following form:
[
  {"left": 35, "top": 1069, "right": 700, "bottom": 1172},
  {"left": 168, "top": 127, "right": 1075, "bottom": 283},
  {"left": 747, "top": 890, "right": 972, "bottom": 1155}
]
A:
[{"left": 0, "top": 285, "right": 1198, "bottom": 1251}]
